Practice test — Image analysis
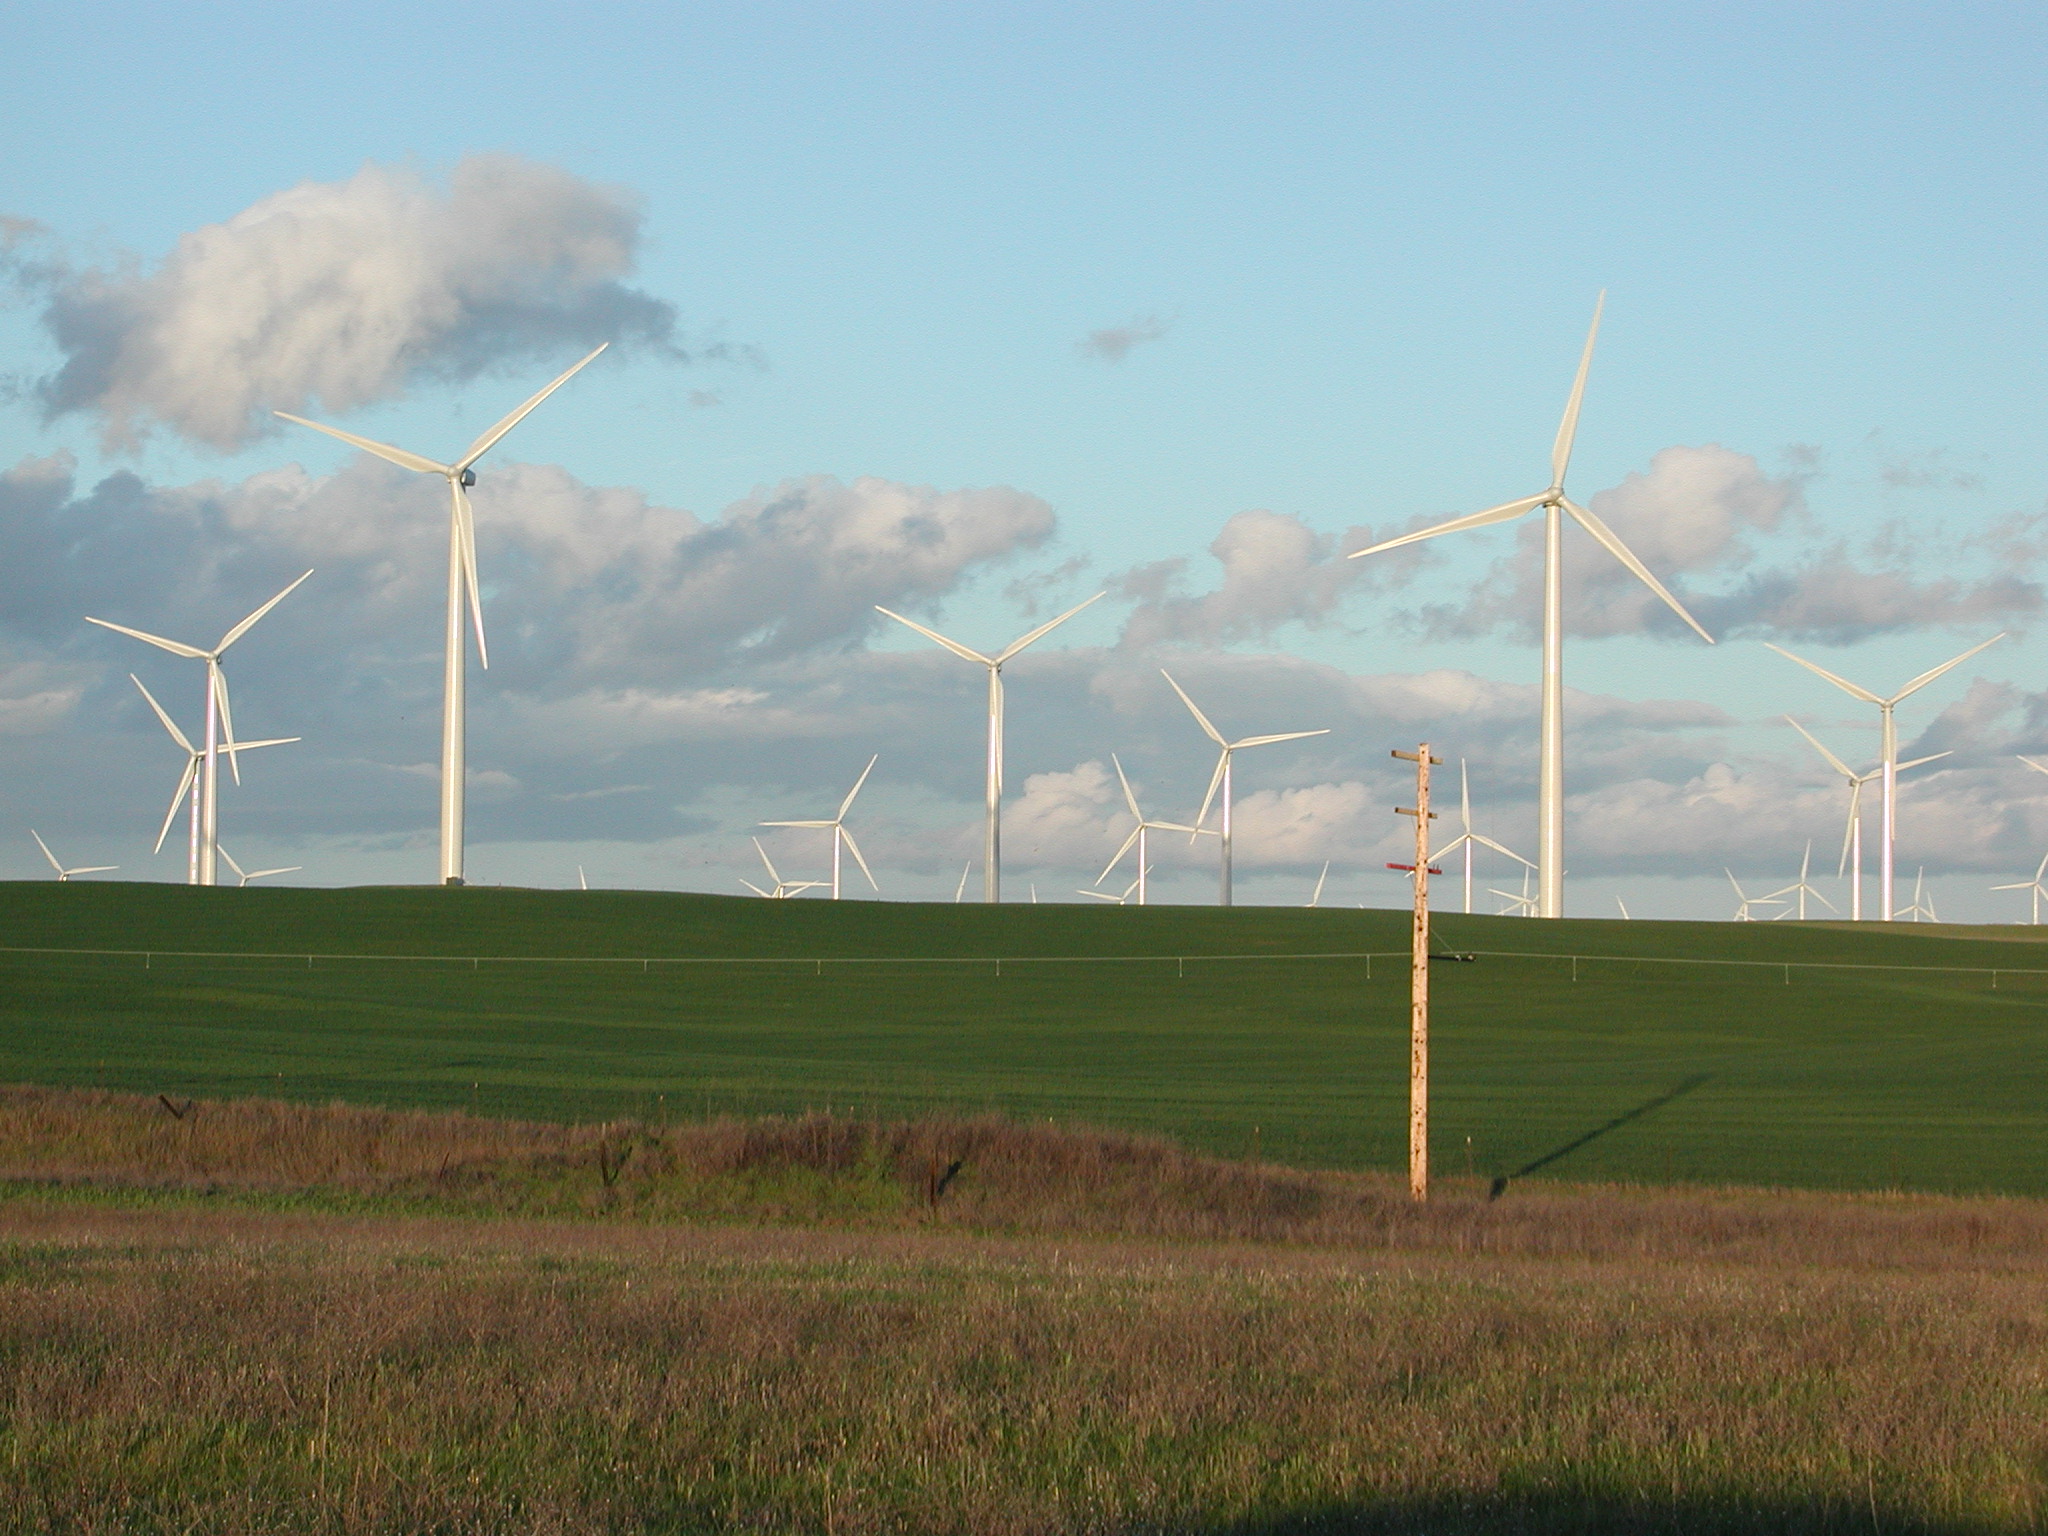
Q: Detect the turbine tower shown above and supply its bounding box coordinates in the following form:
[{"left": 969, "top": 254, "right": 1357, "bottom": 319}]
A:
[
  {"left": 875, "top": 594, "right": 1102, "bottom": 902},
  {"left": 1768, "top": 635, "right": 2001, "bottom": 920},
  {"left": 131, "top": 675, "right": 296, "bottom": 886},
  {"left": 276, "top": 346, "right": 606, "bottom": 886},
  {"left": 1784, "top": 716, "right": 1946, "bottom": 922},
  {"left": 87, "top": 572, "right": 311, "bottom": 887},
  {"left": 760, "top": 756, "right": 880, "bottom": 901},
  {"left": 1347, "top": 295, "right": 1714, "bottom": 917},
  {"left": 1160, "top": 671, "right": 1328, "bottom": 907},
  {"left": 30, "top": 831, "right": 115, "bottom": 882},
  {"left": 1096, "top": 753, "right": 1215, "bottom": 906},
  {"left": 1428, "top": 759, "right": 1533, "bottom": 914}
]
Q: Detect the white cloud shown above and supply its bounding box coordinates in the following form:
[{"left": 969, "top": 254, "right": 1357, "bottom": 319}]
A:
[
  {"left": 28, "top": 155, "right": 680, "bottom": 450},
  {"left": 1077, "top": 314, "right": 1170, "bottom": 363}
]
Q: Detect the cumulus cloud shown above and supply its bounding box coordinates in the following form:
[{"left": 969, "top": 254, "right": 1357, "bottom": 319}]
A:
[
  {"left": 1116, "top": 509, "right": 1369, "bottom": 648},
  {"left": 24, "top": 155, "right": 681, "bottom": 450},
  {"left": 1077, "top": 314, "right": 1170, "bottom": 363}
]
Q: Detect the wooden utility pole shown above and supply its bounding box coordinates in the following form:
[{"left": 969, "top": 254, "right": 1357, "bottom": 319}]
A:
[{"left": 1390, "top": 744, "right": 1441, "bottom": 1203}]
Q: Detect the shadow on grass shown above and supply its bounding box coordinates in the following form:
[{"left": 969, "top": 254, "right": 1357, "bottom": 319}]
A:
[
  {"left": 1190, "top": 1489, "right": 2003, "bottom": 1535},
  {"left": 1491, "top": 1073, "right": 1712, "bottom": 1199}
]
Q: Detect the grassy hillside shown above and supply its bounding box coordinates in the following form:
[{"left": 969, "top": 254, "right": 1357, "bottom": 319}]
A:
[{"left": 3, "top": 881, "right": 2047, "bottom": 1194}]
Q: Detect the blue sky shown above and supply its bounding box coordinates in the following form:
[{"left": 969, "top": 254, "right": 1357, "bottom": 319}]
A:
[{"left": 3, "top": 3, "right": 2047, "bottom": 916}]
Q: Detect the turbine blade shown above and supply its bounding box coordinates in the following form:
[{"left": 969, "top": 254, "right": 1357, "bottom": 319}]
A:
[
  {"left": 1897, "top": 751, "right": 1952, "bottom": 773},
  {"left": 216, "top": 569, "right": 313, "bottom": 653},
  {"left": 30, "top": 830, "right": 61, "bottom": 874},
  {"left": 1807, "top": 886, "right": 1838, "bottom": 914},
  {"left": 1230, "top": 728, "right": 1330, "bottom": 750},
  {"left": 1149, "top": 820, "right": 1218, "bottom": 837},
  {"left": 454, "top": 483, "right": 489, "bottom": 669},
  {"left": 222, "top": 737, "right": 300, "bottom": 754},
  {"left": 1160, "top": 670, "right": 1227, "bottom": 746},
  {"left": 1112, "top": 753, "right": 1143, "bottom": 821},
  {"left": 1472, "top": 834, "right": 1535, "bottom": 868},
  {"left": 156, "top": 760, "right": 197, "bottom": 854},
  {"left": 212, "top": 665, "right": 240, "bottom": 785},
  {"left": 1428, "top": 831, "right": 1473, "bottom": 864},
  {"left": 84, "top": 617, "right": 206, "bottom": 660},
  {"left": 839, "top": 827, "right": 879, "bottom": 891},
  {"left": 130, "top": 674, "right": 194, "bottom": 755},
  {"left": 1889, "top": 633, "right": 2006, "bottom": 703},
  {"left": 1346, "top": 494, "right": 1546, "bottom": 560},
  {"left": 70, "top": 867, "right": 117, "bottom": 876},
  {"left": 760, "top": 819, "right": 834, "bottom": 829},
  {"left": 837, "top": 754, "right": 879, "bottom": 820},
  {"left": 1097, "top": 826, "right": 1142, "bottom": 887},
  {"left": 1839, "top": 780, "right": 1860, "bottom": 878},
  {"left": 1193, "top": 749, "right": 1229, "bottom": 837},
  {"left": 250, "top": 867, "right": 300, "bottom": 880},
  {"left": 1783, "top": 715, "right": 1856, "bottom": 781},
  {"left": 218, "top": 847, "right": 246, "bottom": 880},
  {"left": 2020, "top": 755, "right": 2048, "bottom": 779},
  {"left": 1765, "top": 644, "right": 1885, "bottom": 705},
  {"left": 1460, "top": 758, "right": 1471, "bottom": 833},
  {"left": 272, "top": 413, "right": 449, "bottom": 475},
  {"left": 1562, "top": 497, "right": 1714, "bottom": 643},
  {"left": 739, "top": 880, "right": 772, "bottom": 898},
  {"left": 455, "top": 345, "right": 607, "bottom": 471},
  {"left": 994, "top": 592, "right": 1105, "bottom": 663},
  {"left": 874, "top": 607, "right": 993, "bottom": 665},
  {"left": 1551, "top": 291, "right": 1605, "bottom": 488},
  {"left": 751, "top": 836, "right": 779, "bottom": 883}
]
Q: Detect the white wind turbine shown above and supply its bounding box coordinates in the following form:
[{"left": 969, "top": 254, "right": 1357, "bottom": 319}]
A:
[
  {"left": 1765, "top": 840, "right": 1837, "bottom": 921},
  {"left": 218, "top": 846, "right": 301, "bottom": 887},
  {"left": 29, "top": 831, "right": 115, "bottom": 882},
  {"left": 275, "top": 346, "right": 606, "bottom": 886},
  {"left": 1428, "top": 758, "right": 1534, "bottom": 914},
  {"left": 1902, "top": 867, "right": 1939, "bottom": 923},
  {"left": 1490, "top": 863, "right": 1537, "bottom": 916},
  {"left": 740, "top": 837, "right": 828, "bottom": 900},
  {"left": 1992, "top": 850, "right": 2048, "bottom": 925},
  {"left": 87, "top": 572, "right": 311, "bottom": 887},
  {"left": 875, "top": 594, "right": 1102, "bottom": 903},
  {"left": 1784, "top": 716, "right": 1947, "bottom": 923},
  {"left": 1096, "top": 753, "right": 1216, "bottom": 906},
  {"left": 761, "top": 756, "right": 879, "bottom": 901},
  {"left": 1077, "top": 871, "right": 1144, "bottom": 905},
  {"left": 1726, "top": 870, "right": 1786, "bottom": 922},
  {"left": 1347, "top": 295, "right": 1714, "bottom": 918},
  {"left": 1769, "top": 635, "right": 2001, "bottom": 920},
  {"left": 1161, "top": 671, "right": 1328, "bottom": 907},
  {"left": 130, "top": 675, "right": 297, "bottom": 886}
]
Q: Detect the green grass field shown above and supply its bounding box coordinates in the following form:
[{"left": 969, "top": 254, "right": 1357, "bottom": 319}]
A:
[{"left": 3, "top": 880, "right": 2046, "bottom": 1195}]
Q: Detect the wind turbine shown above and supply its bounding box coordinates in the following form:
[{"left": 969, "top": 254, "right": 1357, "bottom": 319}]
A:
[
  {"left": 739, "top": 837, "right": 827, "bottom": 900},
  {"left": 1726, "top": 870, "right": 1787, "bottom": 922},
  {"left": 1490, "top": 863, "right": 1537, "bottom": 916},
  {"left": 761, "top": 756, "right": 879, "bottom": 901},
  {"left": 1902, "top": 868, "right": 1939, "bottom": 923},
  {"left": 1428, "top": 759, "right": 1534, "bottom": 914},
  {"left": 87, "top": 572, "right": 311, "bottom": 887},
  {"left": 1347, "top": 295, "right": 1714, "bottom": 918},
  {"left": 217, "top": 847, "right": 301, "bottom": 887},
  {"left": 130, "top": 675, "right": 296, "bottom": 885},
  {"left": 875, "top": 594, "right": 1101, "bottom": 903},
  {"left": 275, "top": 346, "right": 606, "bottom": 886},
  {"left": 1306, "top": 861, "right": 1330, "bottom": 908},
  {"left": 1992, "top": 850, "right": 2048, "bottom": 925},
  {"left": 1077, "top": 871, "right": 1144, "bottom": 905},
  {"left": 1768, "top": 635, "right": 2001, "bottom": 920},
  {"left": 1784, "top": 716, "right": 1947, "bottom": 922},
  {"left": 1764, "top": 840, "right": 1837, "bottom": 921},
  {"left": 1160, "top": 671, "right": 1328, "bottom": 907},
  {"left": 1096, "top": 753, "right": 1215, "bottom": 906},
  {"left": 29, "top": 831, "right": 115, "bottom": 882}
]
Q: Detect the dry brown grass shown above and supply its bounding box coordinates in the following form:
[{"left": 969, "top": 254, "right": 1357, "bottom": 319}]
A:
[
  {"left": 8, "top": 1081, "right": 2048, "bottom": 1270},
  {"left": 6, "top": 1085, "right": 2048, "bottom": 1532}
]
